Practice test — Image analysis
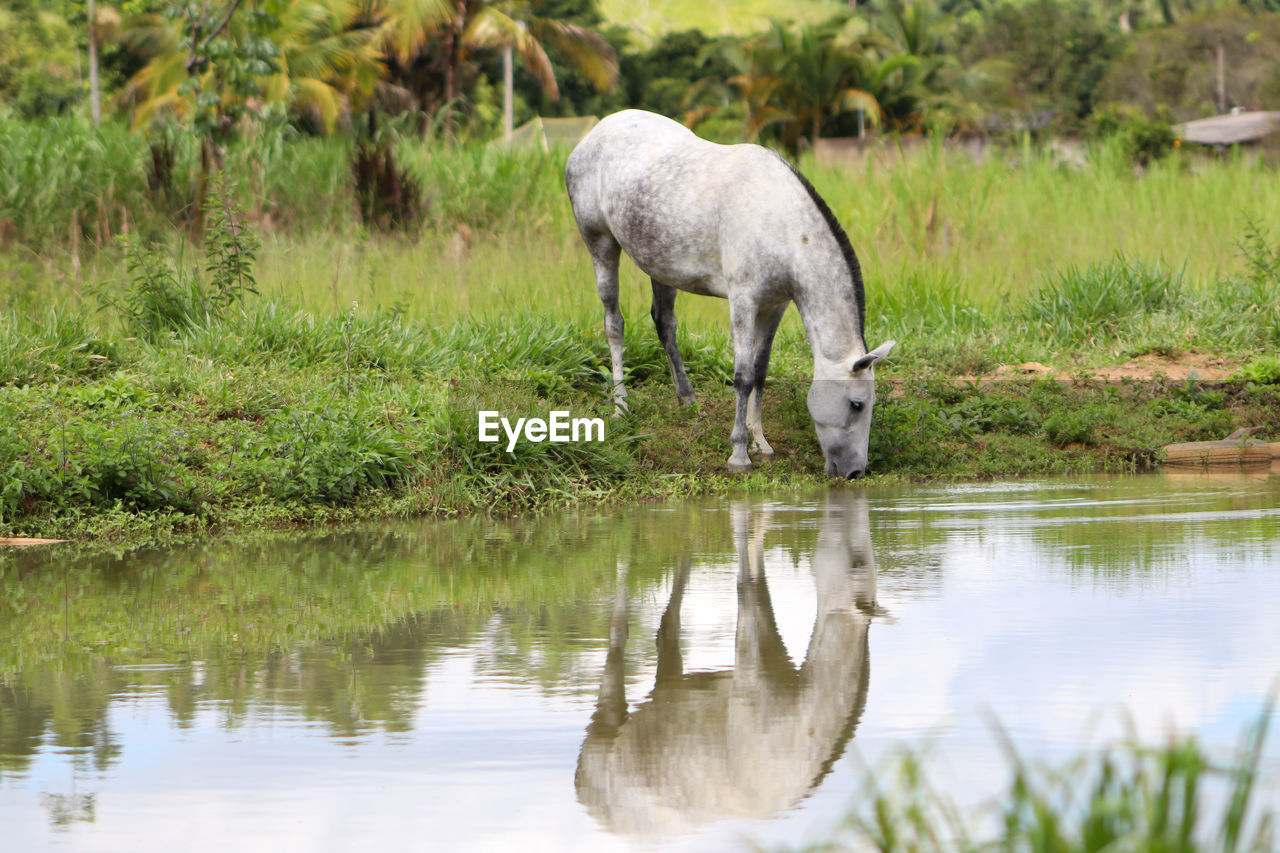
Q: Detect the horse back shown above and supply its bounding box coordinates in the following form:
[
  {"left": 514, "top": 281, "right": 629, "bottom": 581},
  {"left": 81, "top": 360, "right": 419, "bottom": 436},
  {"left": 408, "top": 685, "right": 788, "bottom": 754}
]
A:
[{"left": 566, "top": 111, "right": 810, "bottom": 299}]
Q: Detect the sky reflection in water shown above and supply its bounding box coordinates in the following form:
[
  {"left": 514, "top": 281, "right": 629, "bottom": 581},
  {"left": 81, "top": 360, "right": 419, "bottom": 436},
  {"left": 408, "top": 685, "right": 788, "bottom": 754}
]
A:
[{"left": 2, "top": 473, "right": 1279, "bottom": 852}]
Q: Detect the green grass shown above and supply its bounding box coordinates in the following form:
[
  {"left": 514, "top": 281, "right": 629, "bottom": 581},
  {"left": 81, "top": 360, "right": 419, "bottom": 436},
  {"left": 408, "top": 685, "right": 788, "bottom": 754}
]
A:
[
  {"left": 8, "top": 121, "right": 1280, "bottom": 346},
  {"left": 804, "top": 705, "right": 1278, "bottom": 853},
  {"left": 4, "top": 120, "right": 1280, "bottom": 546},
  {"left": 3, "top": 288, "right": 1278, "bottom": 548}
]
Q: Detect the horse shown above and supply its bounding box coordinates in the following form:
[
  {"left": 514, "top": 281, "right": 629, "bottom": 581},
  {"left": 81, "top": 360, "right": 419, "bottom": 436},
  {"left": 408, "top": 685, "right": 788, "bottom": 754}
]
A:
[{"left": 565, "top": 109, "right": 896, "bottom": 479}]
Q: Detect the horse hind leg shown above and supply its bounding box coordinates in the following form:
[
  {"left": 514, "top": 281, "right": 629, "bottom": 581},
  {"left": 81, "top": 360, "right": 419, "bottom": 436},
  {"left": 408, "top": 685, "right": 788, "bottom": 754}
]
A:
[
  {"left": 650, "top": 279, "right": 695, "bottom": 404},
  {"left": 587, "top": 233, "right": 627, "bottom": 414},
  {"left": 726, "top": 298, "right": 757, "bottom": 472}
]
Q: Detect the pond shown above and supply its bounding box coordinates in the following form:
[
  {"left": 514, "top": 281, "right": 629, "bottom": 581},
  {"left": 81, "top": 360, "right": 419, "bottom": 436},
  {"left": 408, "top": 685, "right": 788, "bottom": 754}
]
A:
[{"left": 2, "top": 473, "right": 1279, "bottom": 851}]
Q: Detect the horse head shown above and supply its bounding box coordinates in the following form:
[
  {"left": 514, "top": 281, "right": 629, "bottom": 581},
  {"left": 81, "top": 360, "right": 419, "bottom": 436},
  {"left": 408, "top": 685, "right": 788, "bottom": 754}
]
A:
[{"left": 807, "top": 340, "right": 896, "bottom": 479}]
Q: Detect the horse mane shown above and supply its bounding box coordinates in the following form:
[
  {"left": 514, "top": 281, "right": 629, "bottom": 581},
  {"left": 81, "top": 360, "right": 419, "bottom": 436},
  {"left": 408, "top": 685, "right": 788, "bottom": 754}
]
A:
[{"left": 778, "top": 157, "right": 866, "bottom": 344}]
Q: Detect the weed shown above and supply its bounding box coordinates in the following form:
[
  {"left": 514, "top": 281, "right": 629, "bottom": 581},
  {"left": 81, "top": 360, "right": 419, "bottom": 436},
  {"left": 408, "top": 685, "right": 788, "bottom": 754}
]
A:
[
  {"left": 1238, "top": 214, "right": 1280, "bottom": 289},
  {"left": 202, "top": 174, "right": 261, "bottom": 309},
  {"left": 1238, "top": 355, "right": 1280, "bottom": 385},
  {"left": 105, "top": 235, "right": 205, "bottom": 340},
  {"left": 1044, "top": 409, "right": 1099, "bottom": 446},
  {"left": 97, "top": 178, "right": 260, "bottom": 341}
]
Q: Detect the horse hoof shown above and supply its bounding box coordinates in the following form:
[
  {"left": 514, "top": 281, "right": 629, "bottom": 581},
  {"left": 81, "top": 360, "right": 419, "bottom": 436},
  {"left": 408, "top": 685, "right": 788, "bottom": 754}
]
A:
[
  {"left": 759, "top": 452, "right": 775, "bottom": 463},
  {"left": 677, "top": 394, "right": 696, "bottom": 407},
  {"left": 727, "top": 459, "right": 753, "bottom": 473}
]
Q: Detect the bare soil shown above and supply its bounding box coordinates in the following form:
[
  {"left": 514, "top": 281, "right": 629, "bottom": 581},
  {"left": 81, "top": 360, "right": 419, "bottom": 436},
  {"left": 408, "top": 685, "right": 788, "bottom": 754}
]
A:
[{"left": 965, "top": 353, "right": 1242, "bottom": 384}]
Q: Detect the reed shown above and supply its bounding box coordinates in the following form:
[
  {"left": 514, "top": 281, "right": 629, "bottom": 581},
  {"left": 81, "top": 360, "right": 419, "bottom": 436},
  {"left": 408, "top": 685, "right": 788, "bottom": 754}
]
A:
[{"left": 819, "top": 705, "right": 1277, "bottom": 853}]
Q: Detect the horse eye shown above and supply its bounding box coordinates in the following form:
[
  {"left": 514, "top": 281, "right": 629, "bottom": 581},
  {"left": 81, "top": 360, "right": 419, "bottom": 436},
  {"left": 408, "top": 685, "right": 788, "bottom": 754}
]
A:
[{"left": 850, "top": 400, "right": 864, "bottom": 413}]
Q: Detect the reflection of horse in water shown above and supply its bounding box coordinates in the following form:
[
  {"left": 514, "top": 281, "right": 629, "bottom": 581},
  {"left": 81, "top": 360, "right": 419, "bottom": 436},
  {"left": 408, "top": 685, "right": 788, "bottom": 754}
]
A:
[{"left": 575, "top": 494, "right": 878, "bottom": 837}]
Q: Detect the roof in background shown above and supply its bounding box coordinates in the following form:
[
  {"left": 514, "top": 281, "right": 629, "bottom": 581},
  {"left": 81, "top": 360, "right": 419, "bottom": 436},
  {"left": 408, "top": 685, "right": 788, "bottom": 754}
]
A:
[
  {"left": 496, "top": 116, "right": 599, "bottom": 151},
  {"left": 1175, "top": 111, "right": 1280, "bottom": 145}
]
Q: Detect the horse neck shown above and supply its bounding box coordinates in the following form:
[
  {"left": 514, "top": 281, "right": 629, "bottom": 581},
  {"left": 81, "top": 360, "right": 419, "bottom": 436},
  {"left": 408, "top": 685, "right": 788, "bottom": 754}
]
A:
[{"left": 792, "top": 277, "right": 866, "bottom": 378}]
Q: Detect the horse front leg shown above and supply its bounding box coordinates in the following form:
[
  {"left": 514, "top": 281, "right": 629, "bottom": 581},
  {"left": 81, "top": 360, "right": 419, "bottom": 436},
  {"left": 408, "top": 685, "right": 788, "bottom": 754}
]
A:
[
  {"left": 587, "top": 233, "right": 627, "bottom": 414},
  {"left": 727, "top": 299, "right": 756, "bottom": 472}
]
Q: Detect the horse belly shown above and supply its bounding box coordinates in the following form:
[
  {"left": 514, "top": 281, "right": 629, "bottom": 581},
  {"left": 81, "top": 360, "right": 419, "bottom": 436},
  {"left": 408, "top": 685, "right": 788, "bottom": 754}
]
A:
[
  {"left": 622, "top": 234, "right": 728, "bottom": 298},
  {"left": 603, "top": 187, "right": 732, "bottom": 298}
]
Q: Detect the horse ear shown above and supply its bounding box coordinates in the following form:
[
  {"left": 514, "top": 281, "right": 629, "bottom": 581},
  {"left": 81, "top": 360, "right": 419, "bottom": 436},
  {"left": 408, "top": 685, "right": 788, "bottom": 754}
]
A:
[{"left": 850, "top": 340, "right": 896, "bottom": 374}]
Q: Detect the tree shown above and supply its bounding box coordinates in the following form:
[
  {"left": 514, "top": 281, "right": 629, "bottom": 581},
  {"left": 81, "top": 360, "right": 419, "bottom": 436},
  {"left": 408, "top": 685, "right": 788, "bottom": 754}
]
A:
[
  {"left": 373, "top": 0, "right": 617, "bottom": 137},
  {"left": 696, "top": 15, "right": 923, "bottom": 151},
  {"left": 117, "top": 1, "right": 282, "bottom": 223},
  {"left": 757, "top": 17, "right": 892, "bottom": 150},
  {"left": 870, "top": 0, "right": 1009, "bottom": 134},
  {"left": 0, "top": 3, "right": 81, "bottom": 116},
  {"left": 1097, "top": 6, "right": 1280, "bottom": 120},
  {"left": 955, "top": 0, "right": 1121, "bottom": 133},
  {"left": 465, "top": 1, "right": 617, "bottom": 138},
  {"left": 259, "top": 0, "right": 385, "bottom": 132}
]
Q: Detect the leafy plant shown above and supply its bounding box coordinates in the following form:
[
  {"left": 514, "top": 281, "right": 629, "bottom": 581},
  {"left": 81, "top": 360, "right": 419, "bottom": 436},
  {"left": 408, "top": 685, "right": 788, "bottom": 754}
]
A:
[
  {"left": 99, "top": 175, "right": 259, "bottom": 340},
  {"left": 1239, "top": 355, "right": 1280, "bottom": 385},
  {"left": 202, "top": 174, "right": 260, "bottom": 309},
  {"left": 108, "top": 234, "right": 205, "bottom": 340},
  {"left": 1238, "top": 214, "right": 1280, "bottom": 289},
  {"left": 1044, "top": 409, "right": 1098, "bottom": 446}
]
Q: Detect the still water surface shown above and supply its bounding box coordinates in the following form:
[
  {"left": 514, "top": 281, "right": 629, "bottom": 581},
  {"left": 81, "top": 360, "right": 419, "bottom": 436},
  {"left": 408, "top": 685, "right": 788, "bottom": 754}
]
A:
[{"left": 2, "top": 474, "right": 1279, "bottom": 851}]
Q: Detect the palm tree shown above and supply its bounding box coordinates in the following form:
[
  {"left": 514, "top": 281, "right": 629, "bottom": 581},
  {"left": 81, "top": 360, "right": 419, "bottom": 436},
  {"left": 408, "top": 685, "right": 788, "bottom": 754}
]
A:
[
  {"left": 118, "top": 0, "right": 391, "bottom": 226},
  {"left": 758, "top": 17, "right": 902, "bottom": 150},
  {"left": 684, "top": 37, "right": 787, "bottom": 143},
  {"left": 464, "top": 2, "right": 617, "bottom": 139},
  {"left": 871, "top": 0, "right": 1011, "bottom": 133},
  {"left": 374, "top": 0, "right": 617, "bottom": 137},
  {"left": 116, "top": 1, "right": 259, "bottom": 223},
  {"left": 703, "top": 16, "right": 906, "bottom": 152},
  {"left": 261, "top": 0, "right": 386, "bottom": 132}
]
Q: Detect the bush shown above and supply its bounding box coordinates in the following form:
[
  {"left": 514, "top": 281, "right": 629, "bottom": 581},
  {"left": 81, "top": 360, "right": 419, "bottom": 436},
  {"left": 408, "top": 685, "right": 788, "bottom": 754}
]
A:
[
  {"left": 1239, "top": 355, "right": 1280, "bottom": 385},
  {"left": 1090, "top": 104, "right": 1178, "bottom": 167}
]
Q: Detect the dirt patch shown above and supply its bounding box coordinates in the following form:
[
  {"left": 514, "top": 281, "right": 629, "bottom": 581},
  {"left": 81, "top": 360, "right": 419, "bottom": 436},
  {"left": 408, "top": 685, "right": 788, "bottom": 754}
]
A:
[{"left": 963, "top": 353, "right": 1243, "bottom": 384}]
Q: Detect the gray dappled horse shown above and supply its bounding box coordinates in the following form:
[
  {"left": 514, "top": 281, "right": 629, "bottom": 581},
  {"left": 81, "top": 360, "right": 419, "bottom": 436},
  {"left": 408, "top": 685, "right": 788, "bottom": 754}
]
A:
[{"left": 565, "top": 110, "right": 896, "bottom": 478}]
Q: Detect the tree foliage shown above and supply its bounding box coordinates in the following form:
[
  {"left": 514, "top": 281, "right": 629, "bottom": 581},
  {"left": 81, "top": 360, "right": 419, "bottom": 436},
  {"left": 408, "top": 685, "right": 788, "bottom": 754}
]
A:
[
  {"left": 1098, "top": 5, "right": 1280, "bottom": 119},
  {"left": 0, "top": 3, "right": 83, "bottom": 116},
  {"left": 955, "top": 0, "right": 1122, "bottom": 133},
  {"left": 2, "top": 0, "right": 1279, "bottom": 189}
]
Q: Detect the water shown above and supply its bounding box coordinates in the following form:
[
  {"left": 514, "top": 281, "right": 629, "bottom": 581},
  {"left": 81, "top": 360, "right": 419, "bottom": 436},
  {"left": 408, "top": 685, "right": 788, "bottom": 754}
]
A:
[{"left": 2, "top": 473, "right": 1279, "bottom": 852}]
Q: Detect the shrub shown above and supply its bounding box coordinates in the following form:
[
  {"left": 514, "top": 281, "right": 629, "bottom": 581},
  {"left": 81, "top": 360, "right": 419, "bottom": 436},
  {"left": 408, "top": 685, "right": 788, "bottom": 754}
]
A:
[
  {"left": 1239, "top": 355, "right": 1280, "bottom": 385},
  {"left": 1090, "top": 104, "right": 1178, "bottom": 166}
]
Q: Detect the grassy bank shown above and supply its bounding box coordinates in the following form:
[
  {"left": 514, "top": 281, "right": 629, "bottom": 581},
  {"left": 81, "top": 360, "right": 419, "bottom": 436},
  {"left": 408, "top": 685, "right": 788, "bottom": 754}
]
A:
[
  {"left": 3, "top": 124, "right": 1280, "bottom": 548},
  {"left": 2, "top": 286, "right": 1279, "bottom": 549}
]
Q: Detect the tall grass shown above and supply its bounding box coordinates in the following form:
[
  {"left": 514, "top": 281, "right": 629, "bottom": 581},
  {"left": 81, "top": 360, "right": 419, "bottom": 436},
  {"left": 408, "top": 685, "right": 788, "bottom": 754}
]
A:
[
  {"left": 0, "top": 117, "right": 151, "bottom": 248},
  {"left": 809, "top": 138, "right": 1280, "bottom": 306},
  {"left": 828, "top": 706, "right": 1277, "bottom": 853},
  {"left": 5, "top": 118, "right": 1280, "bottom": 377},
  {"left": 1025, "top": 254, "right": 1187, "bottom": 342}
]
